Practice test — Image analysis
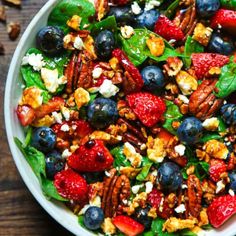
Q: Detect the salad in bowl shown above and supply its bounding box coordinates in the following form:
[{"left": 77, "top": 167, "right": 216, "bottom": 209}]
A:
[{"left": 7, "top": 0, "right": 236, "bottom": 235}]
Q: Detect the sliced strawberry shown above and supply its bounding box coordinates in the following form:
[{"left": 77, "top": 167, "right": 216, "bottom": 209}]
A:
[
  {"left": 157, "top": 128, "right": 174, "bottom": 145},
  {"left": 112, "top": 215, "right": 145, "bottom": 236},
  {"left": 54, "top": 168, "right": 88, "bottom": 202},
  {"left": 67, "top": 140, "right": 113, "bottom": 172},
  {"left": 191, "top": 53, "right": 229, "bottom": 79},
  {"left": 154, "top": 15, "right": 184, "bottom": 42},
  {"left": 16, "top": 105, "right": 36, "bottom": 126},
  {"left": 126, "top": 92, "right": 166, "bottom": 127},
  {"left": 209, "top": 159, "right": 227, "bottom": 182},
  {"left": 211, "top": 9, "right": 236, "bottom": 33},
  {"left": 207, "top": 195, "right": 236, "bottom": 228}
]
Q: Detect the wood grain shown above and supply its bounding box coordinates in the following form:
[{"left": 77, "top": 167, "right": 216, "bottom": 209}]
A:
[{"left": 0, "top": 1, "right": 73, "bottom": 235}]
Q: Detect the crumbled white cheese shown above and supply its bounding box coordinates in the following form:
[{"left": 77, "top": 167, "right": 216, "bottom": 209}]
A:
[
  {"left": 61, "top": 106, "right": 70, "bottom": 121},
  {"left": 158, "top": 197, "right": 164, "bottom": 212},
  {"left": 229, "top": 189, "right": 235, "bottom": 196},
  {"left": 22, "top": 53, "right": 46, "bottom": 71},
  {"left": 202, "top": 117, "right": 219, "bottom": 131},
  {"left": 145, "top": 0, "right": 161, "bottom": 11},
  {"left": 60, "top": 124, "right": 70, "bottom": 132},
  {"left": 132, "top": 184, "right": 144, "bottom": 194},
  {"left": 73, "top": 35, "right": 84, "bottom": 50},
  {"left": 58, "top": 75, "right": 67, "bottom": 85},
  {"left": 216, "top": 180, "right": 225, "bottom": 194},
  {"left": 123, "top": 142, "right": 142, "bottom": 168},
  {"left": 182, "top": 184, "right": 188, "bottom": 189},
  {"left": 92, "top": 67, "right": 103, "bottom": 79},
  {"left": 78, "top": 204, "right": 90, "bottom": 215},
  {"left": 121, "top": 25, "right": 135, "bottom": 39},
  {"left": 72, "top": 125, "right": 77, "bottom": 130},
  {"left": 52, "top": 112, "right": 63, "bottom": 124},
  {"left": 89, "top": 196, "right": 101, "bottom": 208},
  {"left": 105, "top": 170, "right": 111, "bottom": 177},
  {"left": 99, "top": 79, "right": 119, "bottom": 98},
  {"left": 131, "top": 2, "right": 142, "bottom": 15},
  {"left": 168, "top": 39, "right": 177, "bottom": 44},
  {"left": 41, "top": 68, "right": 60, "bottom": 93},
  {"left": 178, "top": 94, "right": 189, "bottom": 104},
  {"left": 62, "top": 149, "right": 72, "bottom": 159},
  {"left": 151, "top": 170, "right": 157, "bottom": 177},
  {"left": 175, "top": 204, "right": 186, "bottom": 213},
  {"left": 174, "top": 144, "right": 186, "bottom": 156},
  {"left": 145, "top": 181, "right": 153, "bottom": 194}
]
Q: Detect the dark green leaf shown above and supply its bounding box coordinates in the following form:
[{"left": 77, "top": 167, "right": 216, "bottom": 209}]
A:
[
  {"left": 136, "top": 163, "right": 152, "bottom": 181},
  {"left": 179, "top": 229, "right": 197, "bottom": 236},
  {"left": 110, "top": 146, "right": 131, "bottom": 167},
  {"left": 218, "top": 117, "right": 227, "bottom": 133},
  {"left": 144, "top": 231, "right": 155, "bottom": 236},
  {"left": 201, "top": 224, "right": 213, "bottom": 230},
  {"left": 78, "top": 215, "right": 86, "bottom": 228},
  {"left": 151, "top": 218, "right": 176, "bottom": 236},
  {"left": 199, "top": 133, "right": 223, "bottom": 143},
  {"left": 220, "top": 0, "right": 236, "bottom": 10},
  {"left": 195, "top": 162, "right": 209, "bottom": 180},
  {"left": 24, "top": 127, "right": 32, "bottom": 147},
  {"left": 89, "top": 93, "right": 98, "bottom": 104},
  {"left": 165, "top": 0, "right": 180, "bottom": 18},
  {"left": 185, "top": 146, "right": 198, "bottom": 163}
]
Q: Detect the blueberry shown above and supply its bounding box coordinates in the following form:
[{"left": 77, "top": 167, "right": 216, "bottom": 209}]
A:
[
  {"left": 87, "top": 98, "right": 118, "bottom": 129},
  {"left": 95, "top": 30, "right": 115, "bottom": 60},
  {"left": 82, "top": 172, "right": 105, "bottom": 184},
  {"left": 157, "top": 162, "right": 183, "bottom": 192},
  {"left": 229, "top": 172, "right": 236, "bottom": 193},
  {"left": 135, "top": 9, "right": 160, "bottom": 30},
  {"left": 196, "top": 0, "right": 220, "bottom": 18},
  {"left": 36, "top": 26, "right": 64, "bottom": 55},
  {"left": 134, "top": 206, "right": 152, "bottom": 229},
  {"left": 141, "top": 65, "right": 165, "bottom": 91},
  {"left": 108, "top": 6, "right": 135, "bottom": 26},
  {"left": 220, "top": 104, "right": 236, "bottom": 126},
  {"left": 208, "top": 33, "right": 234, "bottom": 55},
  {"left": 177, "top": 117, "right": 203, "bottom": 145},
  {"left": 45, "top": 150, "right": 65, "bottom": 179},
  {"left": 31, "top": 127, "right": 56, "bottom": 153},
  {"left": 84, "top": 206, "right": 104, "bottom": 230}
]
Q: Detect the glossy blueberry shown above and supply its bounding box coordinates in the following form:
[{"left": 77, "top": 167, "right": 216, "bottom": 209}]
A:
[
  {"left": 208, "top": 33, "right": 234, "bottom": 55},
  {"left": 196, "top": 0, "right": 220, "bottom": 18},
  {"left": 87, "top": 98, "right": 118, "bottom": 129},
  {"left": 45, "top": 150, "right": 65, "bottom": 179},
  {"left": 157, "top": 162, "right": 183, "bottom": 192},
  {"left": 36, "top": 26, "right": 64, "bottom": 55},
  {"left": 84, "top": 206, "right": 104, "bottom": 230},
  {"left": 177, "top": 117, "right": 203, "bottom": 145},
  {"left": 141, "top": 65, "right": 165, "bottom": 91},
  {"left": 221, "top": 104, "right": 236, "bottom": 126},
  {"left": 134, "top": 206, "right": 152, "bottom": 229},
  {"left": 31, "top": 127, "right": 56, "bottom": 153},
  {"left": 95, "top": 30, "right": 115, "bottom": 60},
  {"left": 135, "top": 9, "right": 160, "bottom": 30},
  {"left": 108, "top": 6, "right": 135, "bottom": 26},
  {"left": 229, "top": 172, "right": 236, "bottom": 193},
  {"left": 82, "top": 172, "right": 105, "bottom": 184}
]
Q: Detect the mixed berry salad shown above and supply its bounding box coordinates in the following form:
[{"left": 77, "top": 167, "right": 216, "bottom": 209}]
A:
[{"left": 14, "top": 0, "right": 236, "bottom": 235}]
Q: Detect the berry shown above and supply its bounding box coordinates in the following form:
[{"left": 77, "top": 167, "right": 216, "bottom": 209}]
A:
[
  {"left": 126, "top": 92, "right": 166, "bottom": 127},
  {"left": 31, "top": 127, "right": 56, "bottom": 153},
  {"left": 112, "top": 215, "right": 145, "bottom": 236},
  {"left": 45, "top": 150, "right": 65, "bottom": 179},
  {"left": 157, "top": 162, "right": 183, "bottom": 192},
  {"left": 135, "top": 9, "right": 160, "bottom": 30},
  {"left": 95, "top": 30, "right": 115, "bottom": 60},
  {"left": 134, "top": 206, "right": 152, "bottom": 229},
  {"left": 191, "top": 53, "right": 229, "bottom": 79},
  {"left": 177, "top": 117, "right": 203, "bottom": 145},
  {"left": 141, "top": 65, "right": 165, "bottom": 91},
  {"left": 36, "top": 26, "right": 64, "bottom": 55},
  {"left": 209, "top": 159, "right": 227, "bottom": 182},
  {"left": 67, "top": 140, "right": 114, "bottom": 172},
  {"left": 211, "top": 9, "right": 236, "bottom": 32},
  {"left": 154, "top": 15, "right": 184, "bottom": 42},
  {"left": 84, "top": 206, "right": 104, "bottom": 230},
  {"left": 87, "top": 98, "right": 118, "bottom": 129},
  {"left": 110, "top": 0, "right": 130, "bottom": 6},
  {"left": 196, "top": 0, "right": 220, "bottom": 18},
  {"left": 208, "top": 33, "right": 234, "bottom": 55},
  {"left": 16, "top": 105, "right": 36, "bottom": 126},
  {"left": 207, "top": 195, "right": 236, "bottom": 228},
  {"left": 229, "top": 172, "right": 236, "bottom": 192},
  {"left": 220, "top": 104, "right": 236, "bottom": 126},
  {"left": 54, "top": 169, "right": 88, "bottom": 201}
]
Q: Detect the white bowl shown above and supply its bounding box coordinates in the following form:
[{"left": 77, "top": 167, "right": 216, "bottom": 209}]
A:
[{"left": 4, "top": 0, "right": 236, "bottom": 235}]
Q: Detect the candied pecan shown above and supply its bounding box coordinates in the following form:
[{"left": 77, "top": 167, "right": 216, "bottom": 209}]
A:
[
  {"left": 7, "top": 22, "right": 21, "bottom": 40},
  {"left": 189, "top": 79, "right": 223, "bottom": 120},
  {"left": 117, "top": 100, "right": 136, "bottom": 120},
  {"left": 89, "top": 182, "right": 104, "bottom": 201},
  {"left": 201, "top": 179, "right": 216, "bottom": 204},
  {"left": 187, "top": 175, "right": 203, "bottom": 218},
  {"left": 163, "top": 57, "right": 183, "bottom": 77},
  {"left": 0, "top": 6, "right": 6, "bottom": 22},
  {"left": 227, "top": 154, "right": 236, "bottom": 171},
  {"left": 94, "top": 0, "right": 109, "bottom": 21},
  {"left": 0, "top": 42, "right": 4, "bottom": 55}
]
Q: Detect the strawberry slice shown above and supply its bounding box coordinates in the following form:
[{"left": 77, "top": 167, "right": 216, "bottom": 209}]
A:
[
  {"left": 112, "top": 215, "right": 145, "bottom": 236},
  {"left": 209, "top": 159, "right": 227, "bottom": 182},
  {"left": 207, "top": 195, "right": 236, "bottom": 228},
  {"left": 154, "top": 15, "right": 184, "bottom": 42},
  {"left": 54, "top": 168, "right": 88, "bottom": 201},
  {"left": 126, "top": 92, "right": 166, "bottom": 127},
  {"left": 67, "top": 140, "right": 113, "bottom": 172},
  {"left": 16, "top": 105, "right": 36, "bottom": 126},
  {"left": 191, "top": 53, "right": 229, "bottom": 79},
  {"left": 211, "top": 9, "right": 236, "bottom": 33}
]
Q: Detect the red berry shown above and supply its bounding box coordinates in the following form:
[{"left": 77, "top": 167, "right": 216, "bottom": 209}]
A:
[
  {"left": 209, "top": 159, "right": 227, "bottom": 182},
  {"left": 16, "top": 105, "right": 36, "bottom": 126},
  {"left": 154, "top": 15, "right": 184, "bottom": 42},
  {"left": 191, "top": 53, "right": 229, "bottom": 79},
  {"left": 207, "top": 195, "right": 236, "bottom": 228},
  {"left": 54, "top": 169, "right": 88, "bottom": 201},
  {"left": 127, "top": 92, "right": 166, "bottom": 127},
  {"left": 110, "top": 0, "right": 130, "bottom": 5},
  {"left": 67, "top": 140, "right": 114, "bottom": 172},
  {"left": 112, "top": 215, "right": 145, "bottom": 236}
]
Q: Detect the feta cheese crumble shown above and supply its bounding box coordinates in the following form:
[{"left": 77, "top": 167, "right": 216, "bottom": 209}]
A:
[
  {"left": 175, "top": 204, "right": 186, "bottom": 213},
  {"left": 145, "top": 0, "right": 161, "bottom": 11},
  {"left": 174, "top": 144, "right": 186, "bottom": 156},
  {"left": 73, "top": 35, "right": 84, "bottom": 50},
  {"left": 121, "top": 25, "right": 135, "bottom": 39},
  {"left": 131, "top": 2, "right": 142, "bottom": 15},
  {"left": 92, "top": 67, "right": 103, "bottom": 79},
  {"left": 99, "top": 79, "right": 119, "bottom": 98},
  {"left": 22, "top": 53, "right": 46, "bottom": 71}
]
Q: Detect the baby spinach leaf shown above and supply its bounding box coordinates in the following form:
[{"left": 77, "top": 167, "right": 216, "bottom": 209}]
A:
[
  {"left": 78, "top": 215, "right": 86, "bottom": 228},
  {"left": 48, "top": 0, "right": 95, "bottom": 33},
  {"left": 163, "top": 100, "right": 183, "bottom": 135},
  {"left": 220, "top": 0, "right": 236, "bottom": 10},
  {"left": 136, "top": 163, "right": 152, "bottom": 181},
  {"left": 110, "top": 146, "right": 131, "bottom": 167},
  {"left": 151, "top": 218, "right": 176, "bottom": 236},
  {"left": 201, "top": 224, "right": 213, "bottom": 230},
  {"left": 143, "top": 232, "right": 155, "bottom": 236},
  {"left": 199, "top": 133, "right": 223, "bottom": 143},
  {"left": 218, "top": 117, "right": 227, "bottom": 132},
  {"left": 215, "top": 61, "right": 236, "bottom": 98},
  {"left": 179, "top": 229, "right": 197, "bottom": 236},
  {"left": 165, "top": 0, "right": 180, "bottom": 18}
]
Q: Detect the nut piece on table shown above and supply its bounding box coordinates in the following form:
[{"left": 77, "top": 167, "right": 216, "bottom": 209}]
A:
[
  {"left": 7, "top": 22, "right": 21, "bottom": 40},
  {"left": 0, "top": 6, "right": 6, "bottom": 22},
  {"left": 4, "top": 0, "right": 21, "bottom": 6},
  {"left": 0, "top": 42, "right": 4, "bottom": 55}
]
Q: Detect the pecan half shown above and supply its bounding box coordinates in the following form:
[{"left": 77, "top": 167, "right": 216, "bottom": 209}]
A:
[
  {"left": 7, "top": 22, "right": 21, "bottom": 40},
  {"left": 189, "top": 79, "right": 223, "bottom": 120},
  {"left": 94, "top": 0, "right": 109, "bottom": 21}
]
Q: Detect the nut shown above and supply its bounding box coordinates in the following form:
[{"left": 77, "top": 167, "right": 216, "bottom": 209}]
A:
[
  {"left": 192, "top": 23, "right": 213, "bottom": 46},
  {"left": 164, "top": 57, "right": 183, "bottom": 77},
  {"left": 0, "top": 6, "right": 6, "bottom": 22},
  {"left": 4, "top": 0, "right": 21, "bottom": 6},
  {"left": 146, "top": 34, "right": 165, "bottom": 57},
  {"left": 94, "top": 0, "right": 109, "bottom": 21},
  {"left": 101, "top": 218, "right": 116, "bottom": 235},
  {"left": 74, "top": 87, "right": 90, "bottom": 110},
  {"left": 123, "top": 142, "right": 142, "bottom": 168},
  {"left": 121, "top": 25, "right": 135, "bottom": 39},
  {"left": 0, "top": 42, "right": 4, "bottom": 55},
  {"left": 67, "top": 15, "right": 82, "bottom": 31},
  {"left": 7, "top": 22, "right": 21, "bottom": 40}
]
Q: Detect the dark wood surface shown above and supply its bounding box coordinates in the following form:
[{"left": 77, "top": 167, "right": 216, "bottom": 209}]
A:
[{"left": 0, "top": 1, "right": 73, "bottom": 235}]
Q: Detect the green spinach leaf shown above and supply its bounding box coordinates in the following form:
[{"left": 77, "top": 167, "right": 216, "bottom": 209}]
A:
[
  {"left": 110, "top": 146, "right": 131, "bottom": 168},
  {"left": 199, "top": 133, "right": 223, "bottom": 143},
  {"left": 136, "top": 163, "right": 152, "bottom": 181},
  {"left": 220, "top": 0, "right": 236, "bottom": 10},
  {"left": 165, "top": 0, "right": 180, "bottom": 18},
  {"left": 151, "top": 218, "right": 176, "bottom": 236}
]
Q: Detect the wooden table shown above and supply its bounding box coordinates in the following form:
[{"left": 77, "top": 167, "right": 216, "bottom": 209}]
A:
[{"left": 0, "top": 1, "right": 73, "bottom": 235}]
